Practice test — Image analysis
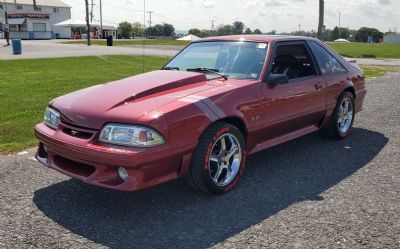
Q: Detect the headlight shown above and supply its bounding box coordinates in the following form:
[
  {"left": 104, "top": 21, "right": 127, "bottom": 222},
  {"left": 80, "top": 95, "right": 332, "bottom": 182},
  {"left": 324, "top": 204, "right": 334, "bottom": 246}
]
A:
[
  {"left": 99, "top": 124, "right": 165, "bottom": 147},
  {"left": 44, "top": 107, "right": 60, "bottom": 129}
]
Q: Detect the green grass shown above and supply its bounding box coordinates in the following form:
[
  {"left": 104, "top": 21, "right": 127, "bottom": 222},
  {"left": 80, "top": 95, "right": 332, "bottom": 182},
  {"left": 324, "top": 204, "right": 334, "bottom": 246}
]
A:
[
  {"left": 0, "top": 55, "right": 170, "bottom": 154},
  {"left": 361, "top": 65, "right": 399, "bottom": 78},
  {"left": 327, "top": 42, "right": 400, "bottom": 59},
  {"left": 63, "top": 39, "right": 190, "bottom": 47},
  {"left": 64, "top": 40, "right": 400, "bottom": 59}
]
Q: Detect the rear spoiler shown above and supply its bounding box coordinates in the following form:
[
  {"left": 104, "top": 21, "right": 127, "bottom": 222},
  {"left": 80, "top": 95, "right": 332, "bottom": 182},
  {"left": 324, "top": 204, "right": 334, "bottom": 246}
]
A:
[{"left": 347, "top": 59, "right": 362, "bottom": 72}]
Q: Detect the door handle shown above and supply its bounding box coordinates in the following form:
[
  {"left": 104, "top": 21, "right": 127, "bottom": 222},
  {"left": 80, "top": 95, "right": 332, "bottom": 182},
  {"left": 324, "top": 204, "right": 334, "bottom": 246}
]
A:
[{"left": 315, "top": 82, "right": 324, "bottom": 90}]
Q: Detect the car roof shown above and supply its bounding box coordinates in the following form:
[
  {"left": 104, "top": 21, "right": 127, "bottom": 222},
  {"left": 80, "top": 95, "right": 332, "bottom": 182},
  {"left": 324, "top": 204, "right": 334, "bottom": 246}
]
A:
[{"left": 195, "top": 35, "right": 319, "bottom": 43}]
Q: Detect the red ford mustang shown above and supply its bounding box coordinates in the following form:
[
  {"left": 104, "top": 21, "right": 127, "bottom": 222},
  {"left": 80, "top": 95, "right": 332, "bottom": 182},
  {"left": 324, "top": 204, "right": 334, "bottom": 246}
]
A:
[{"left": 35, "top": 35, "right": 366, "bottom": 194}]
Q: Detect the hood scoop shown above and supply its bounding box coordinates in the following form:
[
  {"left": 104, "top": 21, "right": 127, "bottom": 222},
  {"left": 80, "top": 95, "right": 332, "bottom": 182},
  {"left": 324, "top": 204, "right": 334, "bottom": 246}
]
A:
[{"left": 51, "top": 70, "right": 209, "bottom": 128}]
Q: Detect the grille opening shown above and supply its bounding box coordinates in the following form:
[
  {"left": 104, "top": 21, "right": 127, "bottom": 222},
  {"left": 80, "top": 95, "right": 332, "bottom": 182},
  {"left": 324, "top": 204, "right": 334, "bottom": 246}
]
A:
[
  {"left": 62, "top": 127, "right": 93, "bottom": 140},
  {"left": 54, "top": 156, "right": 96, "bottom": 178},
  {"left": 38, "top": 143, "right": 48, "bottom": 158}
]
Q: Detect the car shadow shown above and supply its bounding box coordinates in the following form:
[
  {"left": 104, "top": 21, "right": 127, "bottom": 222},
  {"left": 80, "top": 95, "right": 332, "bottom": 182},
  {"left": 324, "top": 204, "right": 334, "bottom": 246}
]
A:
[{"left": 33, "top": 128, "right": 388, "bottom": 249}]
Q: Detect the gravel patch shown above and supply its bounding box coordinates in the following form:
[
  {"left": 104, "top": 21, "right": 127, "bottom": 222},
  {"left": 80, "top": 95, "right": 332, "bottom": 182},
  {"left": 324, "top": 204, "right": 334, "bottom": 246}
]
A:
[{"left": 0, "top": 71, "right": 399, "bottom": 249}]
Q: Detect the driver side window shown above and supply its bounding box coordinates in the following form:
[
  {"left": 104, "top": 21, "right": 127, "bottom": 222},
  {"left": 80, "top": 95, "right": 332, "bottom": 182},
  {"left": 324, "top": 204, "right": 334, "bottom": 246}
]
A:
[{"left": 271, "top": 43, "right": 318, "bottom": 81}]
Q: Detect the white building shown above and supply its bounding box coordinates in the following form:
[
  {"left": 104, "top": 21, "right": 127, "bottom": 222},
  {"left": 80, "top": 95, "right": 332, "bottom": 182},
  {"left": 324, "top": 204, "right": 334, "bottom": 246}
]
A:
[
  {"left": 383, "top": 33, "right": 400, "bottom": 44},
  {"left": 0, "top": 0, "right": 71, "bottom": 39}
]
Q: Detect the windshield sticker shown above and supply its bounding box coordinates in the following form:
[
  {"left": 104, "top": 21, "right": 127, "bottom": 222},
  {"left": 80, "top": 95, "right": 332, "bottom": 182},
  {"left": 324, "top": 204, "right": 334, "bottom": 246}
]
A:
[{"left": 257, "top": 43, "right": 267, "bottom": 49}]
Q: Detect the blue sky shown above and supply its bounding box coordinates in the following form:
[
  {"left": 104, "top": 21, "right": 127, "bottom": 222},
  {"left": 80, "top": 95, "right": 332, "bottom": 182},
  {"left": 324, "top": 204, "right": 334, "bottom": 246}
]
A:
[{"left": 63, "top": 0, "right": 400, "bottom": 33}]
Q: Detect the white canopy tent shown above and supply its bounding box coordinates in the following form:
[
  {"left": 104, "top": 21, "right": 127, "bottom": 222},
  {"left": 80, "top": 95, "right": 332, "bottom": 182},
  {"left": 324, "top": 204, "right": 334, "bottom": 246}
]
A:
[
  {"left": 334, "top": 38, "right": 351, "bottom": 42},
  {"left": 54, "top": 19, "right": 117, "bottom": 31},
  {"left": 54, "top": 19, "right": 117, "bottom": 39},
  {"left": 177, "top": 34, "right": 201, "bottom": 41}
]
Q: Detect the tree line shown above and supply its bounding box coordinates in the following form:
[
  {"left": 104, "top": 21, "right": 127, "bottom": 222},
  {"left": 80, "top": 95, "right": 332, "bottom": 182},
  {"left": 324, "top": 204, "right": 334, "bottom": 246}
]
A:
[
  {"left": 117, "top": 22, "right": 175, "bottom": 38},
  {"left": 118, "top": 19, "right": 385, "bottom": 43},
  {"left": 189, "top": 21, "right": 262, "bottom": 37}
]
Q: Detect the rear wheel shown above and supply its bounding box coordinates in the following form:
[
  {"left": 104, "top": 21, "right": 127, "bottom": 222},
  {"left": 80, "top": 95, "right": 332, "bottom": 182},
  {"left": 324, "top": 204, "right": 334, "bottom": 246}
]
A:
[
  {"left": 187, "top": 122, "right": 247, "bottom": 194},
  {"left": 321, "top": 91, "right": 355, "bottom": 139}
]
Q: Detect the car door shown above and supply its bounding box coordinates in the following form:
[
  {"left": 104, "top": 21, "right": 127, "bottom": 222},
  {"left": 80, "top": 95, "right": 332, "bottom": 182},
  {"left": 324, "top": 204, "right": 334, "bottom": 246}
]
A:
[
  {"left": 307, "top": 40, "right": 351, "bottom": 112},
  {"left": 258, "top": 41, "right": 327, "bottom": 142}
]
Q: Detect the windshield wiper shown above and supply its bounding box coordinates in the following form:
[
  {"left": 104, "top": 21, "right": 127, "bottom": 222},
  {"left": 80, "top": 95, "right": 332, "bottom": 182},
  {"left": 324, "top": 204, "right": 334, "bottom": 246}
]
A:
[
  {"left": 187, "top": 68, "right": 228, "bottom": 80},
  {"left": 162, "top": 66, "right": 180, "bottom": 71}
]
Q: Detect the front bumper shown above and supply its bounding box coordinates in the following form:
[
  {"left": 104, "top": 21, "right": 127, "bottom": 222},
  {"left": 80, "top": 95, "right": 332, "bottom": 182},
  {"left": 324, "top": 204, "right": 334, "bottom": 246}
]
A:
[{"left": 35, "top": 123, "right": 197, "bottom": 191}]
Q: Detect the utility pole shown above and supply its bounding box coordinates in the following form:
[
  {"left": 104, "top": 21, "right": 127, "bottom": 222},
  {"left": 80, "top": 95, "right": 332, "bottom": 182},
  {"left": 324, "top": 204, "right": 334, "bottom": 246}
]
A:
[
  {"left": 211, "top": 19, "right": 215, "bottom": 30},
  {"left": 85, "top": 0, "right": 91, "bottom": 46},
  {"left": 99, "top": 0, "right": 103, "bottom": 39},
  {"left": 318, "top": 0, "right": 324, "bottom": 40},
  {"left": 147, "top": 11, "right": 153, "bottom": 27},
  {"left": 90, "top": 0, "right": 95, "bottom": 23}
]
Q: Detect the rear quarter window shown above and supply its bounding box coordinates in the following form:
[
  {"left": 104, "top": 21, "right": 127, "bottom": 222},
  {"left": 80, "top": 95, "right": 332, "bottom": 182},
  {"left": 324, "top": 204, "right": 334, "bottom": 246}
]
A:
[{"left": 308, "top": 41, "right": 347, "bottom": 75}]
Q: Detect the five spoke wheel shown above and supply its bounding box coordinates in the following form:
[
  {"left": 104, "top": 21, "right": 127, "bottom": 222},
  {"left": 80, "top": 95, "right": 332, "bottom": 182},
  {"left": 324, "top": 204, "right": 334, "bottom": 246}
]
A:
[
  {"left": 208, "top": 134, "right": 242, "bottom": 187},
  {"left": 337, "top": 97, "right": 354, "bottom": 134}
]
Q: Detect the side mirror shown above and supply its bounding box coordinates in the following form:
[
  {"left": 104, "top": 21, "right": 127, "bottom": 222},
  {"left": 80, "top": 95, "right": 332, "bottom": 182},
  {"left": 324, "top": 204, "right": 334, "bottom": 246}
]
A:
[{"left": 266, "top": 73, "right": 289, "bottom": 86}]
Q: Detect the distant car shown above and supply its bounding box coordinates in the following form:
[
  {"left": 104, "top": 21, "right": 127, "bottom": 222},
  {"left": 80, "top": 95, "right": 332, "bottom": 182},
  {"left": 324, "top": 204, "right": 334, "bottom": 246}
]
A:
[{"left": 35, "top": 35, "right": 367, "bottom": 194}]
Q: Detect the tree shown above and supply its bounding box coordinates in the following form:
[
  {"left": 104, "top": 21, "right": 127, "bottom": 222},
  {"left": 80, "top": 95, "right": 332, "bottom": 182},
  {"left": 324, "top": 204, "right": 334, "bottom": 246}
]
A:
[
  {"left": 266, "top": 30, "right": 276, "bottom": 35},
  {"left": 217, "top": 25, "right": 233, "bottom": 36},
  {"left": 189, "top": 28, "right": 201, "bottom": 36},
  {"left": 338, "top": 27, "right": 350, "bottom": 39},
  {"left": 253, "top": 29, "right": 262, "bottom": 34},
  {"left": 232, "top": 21, "right": 245, "bottom": 35},
  {"left": 162, "top": 23, "right": 175, "bottom": 36},
  {"left": 355, "top": 27, "right": 384, "bottom": 42},
  {"left": 132, "top": 22, "right": 145, "bottom": 37},
  {"left": 118, "top": 21, "right": 133, "bottom": 39},
  {"left": 332, "top": 26, "right": 339, "bottom": 40},
  {"left": 244, "top": 28, "right": 252, "bottom": 34},
  {"left": 145, "top": 23, "right": 175, "bottom": 37}
]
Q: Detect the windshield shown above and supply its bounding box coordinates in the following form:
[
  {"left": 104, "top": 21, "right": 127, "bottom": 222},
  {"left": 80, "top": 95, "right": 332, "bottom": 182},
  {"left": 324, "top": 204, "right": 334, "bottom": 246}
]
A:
[{"left": 165, "top": 41, "right": 268, "bottom": 80}]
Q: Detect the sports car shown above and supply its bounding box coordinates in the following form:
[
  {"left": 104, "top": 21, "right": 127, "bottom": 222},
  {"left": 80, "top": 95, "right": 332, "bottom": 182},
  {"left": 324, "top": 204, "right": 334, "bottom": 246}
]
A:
[{"left": 35, "top": 35, "right": 367, "bottom": 194}]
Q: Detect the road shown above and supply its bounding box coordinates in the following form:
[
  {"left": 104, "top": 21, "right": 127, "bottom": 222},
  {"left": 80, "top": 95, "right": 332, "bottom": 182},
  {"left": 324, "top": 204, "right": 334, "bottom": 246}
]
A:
[
  {"left": 0, "top": 71, "right": 399, "bottom": 249},
  {"left": 0, "top": 40, "right": 180, "bottom": 60}
]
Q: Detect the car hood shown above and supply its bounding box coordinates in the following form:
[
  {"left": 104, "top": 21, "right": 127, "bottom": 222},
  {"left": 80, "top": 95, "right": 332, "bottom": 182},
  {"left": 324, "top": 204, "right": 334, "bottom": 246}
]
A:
[{"left": 51, "top": 70, "right": 215, "bottom": 129}]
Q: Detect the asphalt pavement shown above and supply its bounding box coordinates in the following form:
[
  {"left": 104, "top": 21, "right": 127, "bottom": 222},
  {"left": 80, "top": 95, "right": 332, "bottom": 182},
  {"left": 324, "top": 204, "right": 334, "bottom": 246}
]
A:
[
  {"left": 0, "top": 40, "right": 180, "bottom": 60},
  {"left": 0, "top": 71, "right": 399, "bottom": 249}
]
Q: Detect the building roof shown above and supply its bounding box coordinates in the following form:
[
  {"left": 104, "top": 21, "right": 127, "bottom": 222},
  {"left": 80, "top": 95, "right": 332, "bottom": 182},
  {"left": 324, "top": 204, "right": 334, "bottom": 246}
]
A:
[{"left": 3, "top": 0, "right": 71, "bottom": 8}]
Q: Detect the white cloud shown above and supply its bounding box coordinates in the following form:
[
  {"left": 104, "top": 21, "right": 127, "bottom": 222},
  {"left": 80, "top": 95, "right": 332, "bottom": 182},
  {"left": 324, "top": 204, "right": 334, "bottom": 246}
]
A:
[{"left": 63, "top": 0, "right": 400, "bottom": 33}]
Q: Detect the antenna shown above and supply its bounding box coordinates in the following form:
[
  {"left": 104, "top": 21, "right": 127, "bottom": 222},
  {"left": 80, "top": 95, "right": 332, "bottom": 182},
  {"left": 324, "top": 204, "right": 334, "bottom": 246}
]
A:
[{"left": 143, "top": 0, "right": 146, "bottom": 73}]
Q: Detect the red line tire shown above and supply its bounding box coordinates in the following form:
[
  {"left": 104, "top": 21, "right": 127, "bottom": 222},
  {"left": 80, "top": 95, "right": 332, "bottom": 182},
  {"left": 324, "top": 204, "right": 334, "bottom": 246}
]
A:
[{"left": 187, "top": 122, "right": 247, "bottom": 194}]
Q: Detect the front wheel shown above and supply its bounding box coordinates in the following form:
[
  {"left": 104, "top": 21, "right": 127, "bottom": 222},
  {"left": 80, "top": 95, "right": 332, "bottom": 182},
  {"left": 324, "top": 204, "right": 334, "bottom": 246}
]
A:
[
  {"left": 187, "top": 122, "right": 247, "bottom": 194},
  {"left": 321, "top": 91, "right": 355, "bottom": 139}
]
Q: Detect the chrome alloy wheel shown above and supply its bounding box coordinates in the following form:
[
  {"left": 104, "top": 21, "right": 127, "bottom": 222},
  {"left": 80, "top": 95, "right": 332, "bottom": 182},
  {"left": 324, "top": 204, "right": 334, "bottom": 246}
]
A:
[
  {"left": 337, "top": 97, "right": 354, "bottom": 134},
  {"left": 208, "top": 133, "right": 242, "bottom": 187}
]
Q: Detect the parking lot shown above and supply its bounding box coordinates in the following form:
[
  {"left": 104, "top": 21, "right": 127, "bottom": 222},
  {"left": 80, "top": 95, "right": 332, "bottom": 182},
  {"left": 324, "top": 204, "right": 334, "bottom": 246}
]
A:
[{"left": 0, "top": 70, "right": 399, "bottom": 248}]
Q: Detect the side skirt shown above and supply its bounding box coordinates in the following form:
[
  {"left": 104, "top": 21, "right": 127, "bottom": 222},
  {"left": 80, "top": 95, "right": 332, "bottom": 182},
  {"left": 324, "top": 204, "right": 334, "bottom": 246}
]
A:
[{"left": 249, "top": 125, "right": 319, "bottom": 155}]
